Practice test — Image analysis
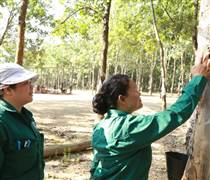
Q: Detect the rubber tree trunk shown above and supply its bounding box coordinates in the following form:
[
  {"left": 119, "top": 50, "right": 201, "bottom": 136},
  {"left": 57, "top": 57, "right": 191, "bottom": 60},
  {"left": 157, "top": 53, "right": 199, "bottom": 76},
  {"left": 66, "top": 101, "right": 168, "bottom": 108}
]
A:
[
  {"left": 15, "top": 0, "right": 28, "bottom": 65},
  {"left": 182, "top": 0, "right": 210, "bottom": 179},
  {"left": 177, "top": 53, "right": 185, "bottom": 95},
  {"left": 114, "top": 48, "right": 120, "bottom": 74},
  {"left": 192, "top": 0, "right": 199, "bottom": 52},
  {"left": 148, "top": 53, "right": 157, "bottom": 96},
  {"left": 0, "top": 10, "right": 16, "bottom": 46},
  {"left": 136, "top": 57, "right": 143, "bottom": 91},
  {"left": 150, "top": 0, "right": 167, "bottom": 110},
  {"left": 170, "top": 57, "right": 176, "bottom": 94},
  {"left": 99, "top": 0, "right": 112, "bottom": 88}
]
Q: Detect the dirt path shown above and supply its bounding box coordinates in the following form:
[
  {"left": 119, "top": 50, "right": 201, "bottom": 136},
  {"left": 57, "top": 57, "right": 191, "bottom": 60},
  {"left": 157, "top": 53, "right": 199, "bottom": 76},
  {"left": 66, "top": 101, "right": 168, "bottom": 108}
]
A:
[{"left": 26, "top": 91, "right": 188, "bottom": 180}]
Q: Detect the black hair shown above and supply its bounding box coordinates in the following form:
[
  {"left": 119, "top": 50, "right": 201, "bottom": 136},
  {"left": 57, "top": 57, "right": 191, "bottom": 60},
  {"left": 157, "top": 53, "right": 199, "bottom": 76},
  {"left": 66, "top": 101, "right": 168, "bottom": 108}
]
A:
[
  {"left": 0, "top": 84, "right": 16, "bottom": 97},
  {"left": 9, "top": 84, "right": 16, "bottom": 89},
  {"left": 92, "top": 74, "right": 130, "bottom": 115}
]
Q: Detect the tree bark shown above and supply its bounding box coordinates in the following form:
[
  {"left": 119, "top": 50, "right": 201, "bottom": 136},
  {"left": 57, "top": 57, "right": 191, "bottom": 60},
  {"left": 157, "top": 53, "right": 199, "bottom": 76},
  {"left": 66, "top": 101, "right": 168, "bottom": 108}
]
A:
[
  {"left": 99, "top": 0, "right": 112, "bottom": 86},
  {"left": 44, "top": 140, "right": 91, "bottom": 158},
  {"left": 150, "top": 0, "right": 167, "bottom": 110},
  {"left": 15, "top": 0, "right": 28, "bottom": 65},
  {"left": 182, "top": 0, "right": 210, "bottom": 179},
  {"left": 192, "top": 0, "right": 199, "bottom": 52}
]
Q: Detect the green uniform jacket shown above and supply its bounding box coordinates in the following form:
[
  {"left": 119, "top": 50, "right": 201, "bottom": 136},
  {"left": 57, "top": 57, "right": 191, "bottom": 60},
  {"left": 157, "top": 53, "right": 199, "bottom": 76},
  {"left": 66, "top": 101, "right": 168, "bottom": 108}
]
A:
[
  {"left": 0, "top": 99, "right": 44, "bottom": 180},
  {"left": 91, "top": 76, "right": 207, "bottom": 180}
]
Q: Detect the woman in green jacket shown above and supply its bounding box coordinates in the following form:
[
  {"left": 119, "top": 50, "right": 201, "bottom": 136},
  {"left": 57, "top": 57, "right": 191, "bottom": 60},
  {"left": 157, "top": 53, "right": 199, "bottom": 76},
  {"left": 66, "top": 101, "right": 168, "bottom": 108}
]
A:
[
  {"left": 91, "top": 57, "right": 210, "bottom": 180},
  {"left": 0, "top": 63, "right": 44, "bottom": 180}
]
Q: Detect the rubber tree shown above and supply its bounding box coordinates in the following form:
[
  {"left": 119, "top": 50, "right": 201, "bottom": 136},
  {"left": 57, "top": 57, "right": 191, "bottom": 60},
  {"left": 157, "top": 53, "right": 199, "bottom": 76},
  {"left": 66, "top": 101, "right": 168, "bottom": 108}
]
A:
[
  {"left": 0, "top": 9, "right": 16, "bottom": 46},
  {"left": 99, "top": 0, "right": 112, "bottom": 85},
  {"left": 15, "top": 0, "right": 28, "bottom": 65},
  {"left": 150, "top": 0, "right": 167, "bottom": 110},
  {"left": 192, "top": 0, "right": 199, "bottom": 52},
  {"left": 182, "top": 0, "right": 210, "bottom": 179}
]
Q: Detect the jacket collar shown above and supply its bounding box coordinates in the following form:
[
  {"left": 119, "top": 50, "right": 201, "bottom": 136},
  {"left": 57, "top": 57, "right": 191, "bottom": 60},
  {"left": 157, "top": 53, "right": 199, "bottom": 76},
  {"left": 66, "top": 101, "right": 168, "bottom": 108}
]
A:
[
  {"left": 0, "top": 98, "right": 32, "bottom": 116},
  {"left": 0, "top": 98, "right": 17, "bottom": 112},
  {"left": 106, "top": 109, "right": 128, "bottom": 117}
]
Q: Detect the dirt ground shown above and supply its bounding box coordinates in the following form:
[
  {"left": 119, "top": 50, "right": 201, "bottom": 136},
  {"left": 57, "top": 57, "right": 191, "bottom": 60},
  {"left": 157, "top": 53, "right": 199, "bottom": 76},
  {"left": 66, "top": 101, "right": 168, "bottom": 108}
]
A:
[{"left": 26, "top": 90, "right": 188, "bottom": 180}]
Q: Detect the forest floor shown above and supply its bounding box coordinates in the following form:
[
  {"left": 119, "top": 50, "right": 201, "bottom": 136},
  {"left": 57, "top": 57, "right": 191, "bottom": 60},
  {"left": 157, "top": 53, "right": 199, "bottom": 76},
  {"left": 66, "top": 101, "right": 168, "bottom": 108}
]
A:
[{"left": 26, "top": 90, "right": 188, "bottom": 180}]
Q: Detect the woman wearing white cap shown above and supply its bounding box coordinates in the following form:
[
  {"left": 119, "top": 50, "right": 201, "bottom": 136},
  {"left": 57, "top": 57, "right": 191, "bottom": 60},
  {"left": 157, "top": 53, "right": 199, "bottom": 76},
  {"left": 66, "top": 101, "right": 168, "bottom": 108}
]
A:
[{"left": 0, "top": 63, "right": 44, "bottom": 180}]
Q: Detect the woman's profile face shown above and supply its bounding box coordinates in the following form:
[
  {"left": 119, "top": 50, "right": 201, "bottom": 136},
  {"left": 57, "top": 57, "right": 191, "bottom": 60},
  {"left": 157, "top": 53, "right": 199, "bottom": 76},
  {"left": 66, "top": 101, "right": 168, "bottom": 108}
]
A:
[
  {"left": 124, "top": 80, "right": 143, "bottom": 113},
  {"left": 8, "top": 79, "right": 34, "bottom": 106}
]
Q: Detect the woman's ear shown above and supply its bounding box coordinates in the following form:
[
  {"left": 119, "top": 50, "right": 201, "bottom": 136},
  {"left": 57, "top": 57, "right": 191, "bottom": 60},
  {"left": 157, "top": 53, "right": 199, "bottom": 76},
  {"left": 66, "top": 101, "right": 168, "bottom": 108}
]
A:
[
  {"left": 3, "top": 87, "right": 13, "bottom": 96},
  {"left": 118, "top": 95, "right": 126, "bottom": 104}
]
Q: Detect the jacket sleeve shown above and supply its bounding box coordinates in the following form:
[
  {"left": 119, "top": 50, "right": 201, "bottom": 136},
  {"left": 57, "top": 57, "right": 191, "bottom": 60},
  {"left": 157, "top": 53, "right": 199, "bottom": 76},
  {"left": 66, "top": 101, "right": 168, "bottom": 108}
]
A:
[
  {"left": 90, "top": 149, "right": 99, "bottom": 178},
  {"left": 116, "top": 76, "right": 207, "bottom": 150}
]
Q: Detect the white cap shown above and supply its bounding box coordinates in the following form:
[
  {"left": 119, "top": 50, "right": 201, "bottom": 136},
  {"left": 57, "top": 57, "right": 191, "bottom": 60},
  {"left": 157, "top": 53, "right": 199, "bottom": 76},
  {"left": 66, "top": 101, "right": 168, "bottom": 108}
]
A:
[{"left": 0, "top": 63, "right": 38, "bottom": 90}]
